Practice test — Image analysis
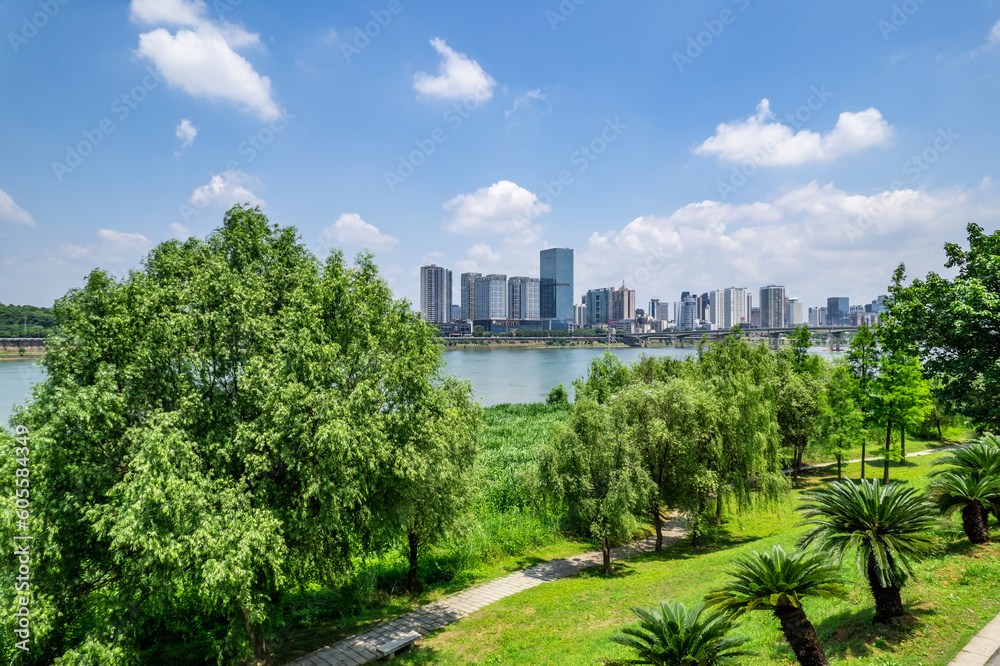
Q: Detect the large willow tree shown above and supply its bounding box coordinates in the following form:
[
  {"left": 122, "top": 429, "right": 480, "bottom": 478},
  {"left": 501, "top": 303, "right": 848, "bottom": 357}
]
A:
[{"left": 0, "top": 206, "right": 479, "bottom": 665}]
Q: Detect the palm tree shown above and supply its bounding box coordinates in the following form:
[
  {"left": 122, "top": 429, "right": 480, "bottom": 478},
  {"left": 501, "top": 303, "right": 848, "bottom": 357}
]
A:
[
  {"left": 704, "top": 545, "right": 846, "bottom": 666},
  {"left": 604, "top": 600, "right": 753, "bottom": 666},
  {"left": 928, "top": 472, "right": 1000, "bottom": 544},
  {"left": 932, "top": 436, "right": 1000, "bottom": 524},
  {"left": 797, "top": 479, "right": 936, "bottom": 623}
]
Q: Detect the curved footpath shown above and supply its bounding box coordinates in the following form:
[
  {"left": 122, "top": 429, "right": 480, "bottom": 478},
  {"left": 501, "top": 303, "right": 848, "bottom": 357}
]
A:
[{"left": 286, "top": 515, "right": 687, "bottom": 666}]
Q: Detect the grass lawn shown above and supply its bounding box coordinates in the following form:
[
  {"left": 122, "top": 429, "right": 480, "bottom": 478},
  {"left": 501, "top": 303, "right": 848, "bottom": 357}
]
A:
[{"left": 392, "top": 453, "right": 1000, "bottom": 666}]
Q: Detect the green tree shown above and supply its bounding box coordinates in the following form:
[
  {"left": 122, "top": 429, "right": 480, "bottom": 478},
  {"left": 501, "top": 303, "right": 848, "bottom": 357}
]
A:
[
  {"left": 0, "top": 206, "right": 471, "bottom": 664},
  {"left": 538, "top": 398, "right": 654, "bottom": 574},
  {"left": 884, "top": 224, "right": 1000, "bottom": 430},
  {"left": 846, "top": 323, "right": 879, "bottom": 479},
  {"left": 789, "top": 325, "right": 821, "bottom": 376},
  {"left": 573, "top": 351, "right": 632, "bottom": 404},
  {"left": 931, "top": 435, "right": 1000, "bottom": 524},
  {"left": 798, "top": 479, "right": 937, "bottom": 623},
  {"left": 774, "top": 361, "right": 823, "bottom": 479},
  {"left": 610, "top": 378, "right": 717, "bottom": 551},
  {"left": 871, "top": 351, "right": 931, "bottom": 482},
  {"left": 928, "top": 472, "right": 1000, "bottom": 545},
  {"left": 604, "top": 601, "right": 753, "bottom": 666},
  {"left": 697, "top": 334, "right": 786, "bottom": 525},
  {"left": 547, "top": 383, "right": 570, "bottom": 405},
  {"left": 815, "top": 364, "right": 865, "bottom": 480},
  {"left": 705, "top": 545, "right": 846, "bottom": 666}
]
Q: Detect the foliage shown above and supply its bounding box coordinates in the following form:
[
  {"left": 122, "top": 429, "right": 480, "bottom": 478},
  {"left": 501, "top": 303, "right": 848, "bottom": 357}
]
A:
[
  {"left": 0, "top": 303, "right": 57, "bottom": 338},
  {"left": 0, "top": 206, "right": 477, "bottom": 664},
  {"left": 815, "top": 363, "right": 865, "bottom": 480},
  {"left": 788, "top": 325, "right": 821, "bottom": 376},
  {"left": 797, "top": 479, "right": 937, "bottom": 622},
  {"left": 538, "top": 398, "right": 654, "bottom": 574},
  {"left": 547, "top": 384, "right": 569, "bottom": 405},
  {"left": 870, "top": 349, "right": 933, "bottom": 478},
  {"left": 573, "top": 351, "right": 633, "bottom": 404},
  {"left": 927, "top": 472, "right": 1000, "bottom": 544},
  {"left": 773, "top": 355, "right": 823, "bottom": 479},
  {"left": 604, "top": 601, "right": 754, "bottom": 666},
  {"left": 885, "top": 223, "right": 1000, "bottom": 431}
]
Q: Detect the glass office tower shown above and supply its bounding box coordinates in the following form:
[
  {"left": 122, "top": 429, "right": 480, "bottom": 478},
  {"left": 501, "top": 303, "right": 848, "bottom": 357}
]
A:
[{"left": 540, "top": 248, "right": 574, "bottom": 322}]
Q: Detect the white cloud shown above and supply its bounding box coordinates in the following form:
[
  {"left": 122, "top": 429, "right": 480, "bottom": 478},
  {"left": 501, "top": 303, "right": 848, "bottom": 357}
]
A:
[
  {"left": 577, "top": 180, "right": 1000, "bottom": 308},
  {"left": 175, "top": 118, "right": 197, "bottom": 154},
  {"left": 443, "top": 180, "right": 550, "bottom": 245},
  {"left": 188, "top": 171, "right": 264, "bottom": 209},
  {"left": 413, "top": 38, "right": 497, "bottom": 102},
  {"left": 693, "top": 99, "right": 894, "bottom": 166},
  {"left": 422, "top": 251, "right": 446, "bottom": 263},
  {"left": 321, "top": 213, "right": 398, "bottom": 251},
  {"left": 466, "top": 243, "right": 502, "bottom": 263},
  {"left": 132, "top": 0, "right": 281, "bottom": 120},
  {"left": 989, "top": 19, "right": 1000, "bottom": 48},
  {"left": 505, "top": 89, "right": 549, "bottom": 119},
  {"left": 97, "top": 229, "right": 154, "bottom": 255},
  {"left": 170, "top": 222, "right": 191, "bottom": 238},
  {"left": 0, "top": 189, "right": 35, "bottom": 226}
]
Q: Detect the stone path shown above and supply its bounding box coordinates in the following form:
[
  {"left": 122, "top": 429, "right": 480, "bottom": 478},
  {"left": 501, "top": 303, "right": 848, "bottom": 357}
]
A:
[
  {"left": 285, "top": 515, "right": 687, "bottom": 665},
  {"left": 794, "top": 443, "right": 961, "bottom": 474}
]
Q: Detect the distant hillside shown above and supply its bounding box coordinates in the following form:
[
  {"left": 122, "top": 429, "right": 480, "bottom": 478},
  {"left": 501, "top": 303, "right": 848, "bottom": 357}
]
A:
[{"left": 0, "top": 303, "right": 57, "bottom": 338}]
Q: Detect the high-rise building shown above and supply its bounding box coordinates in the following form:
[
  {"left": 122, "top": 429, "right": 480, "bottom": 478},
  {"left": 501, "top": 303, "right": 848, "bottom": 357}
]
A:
[
  {"left": 610, "top": 285, "right": 636, "bottom": 321},
  {"left": 827, "top": 297, "right": 850, "bottom": 326},
  {"left": 708, "top": 290, "right": 724, "bottom": 327},
  {"left": 451, "top": 304, "right": 462, "bottom": 321},
  {"left": 419, "top": 265, "right": 452, "bottom": 324},
  {"left": 723, "top": 287, "right": 749, "bottom": 328},
  {"left": 680, "top": 297, "right": 697, "bottom": 330},
  {"left": 751, "top": 306, "right": 761, "bottom": 328},
  {"left": 540, "top": 248, "right": 574, "bottom": 322},
  {"left": 574, "top": 303, "right": 587, "bottom": 327},
  {"left": 786, "top": 298, "right": 803, "bottom": 327},
  {"left": 649, "top": 298, "right": 661, "bottom": 319},
  {"left": 585, "top": 288, "right": 612, "bottom": 327},
  {"left": 460, "top": 272, "right": 481, "bottom": 320},
  {"left": 759, "top": 284, "right": 786, "bottom": 328},
  {"left": 507, "top": 276, "right": 540, "bottom": 320},
  {"left": 699, "top": 292, "right": 710, "bottom": 321},
  {"left": 808, "top": 307, "right": 820, "bottom": 326},
  {"left": 474, "top": 274, "right": 508, "bottom": 320}
]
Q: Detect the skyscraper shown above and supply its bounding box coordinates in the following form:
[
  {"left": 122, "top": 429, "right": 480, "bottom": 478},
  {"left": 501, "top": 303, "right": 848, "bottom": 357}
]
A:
[
  {"left": 507, "top": 276, "right": 540, "bottom": 320},
  {"left": 786, "top": 298, "right": 803, "bottom": 327},
  {"left": 585, "top": 288, "right": 612, "bottom": 327},
  {"left": 609, "top": 285, "right": 636, "bottom": 321},
  {"left": 708, "top": 290, "right": 724, "bottom": 327},
  {"left": 540, "top": 248, "right": 574, "bottom": 322},
  {"left": 419, "top": 265, "right": 452, "bottom": 324},
  {"left": 649, "top": 298, "right": 661, "bottom": 319},
  {"left": 460, "top": 272, "right": 480, "bottom": 320},
  {"left": 827, "top": 297, "right": 850, "bottom": 326},
  {"left": 474, "top": 274, "right": 508, "bottom": 320},
  {"left": 723, "top": 287, "right": 749, "bottom": 328},
  {"left": 680, "top": 297, "right": 697, "bottom": 330},
  {"left": 759, "top": 284, "right": 786, "bottom": 329}
]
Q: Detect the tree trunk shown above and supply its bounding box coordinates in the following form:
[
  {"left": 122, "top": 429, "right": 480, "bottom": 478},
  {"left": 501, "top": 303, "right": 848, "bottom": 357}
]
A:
[
  {"left": 962, "top": 502, "right": 991, "bottom": 544},
  {"left": 936, "top": 415, "right": 943, "bottom": 442},
  {"left": 883, "top": 417, "right": 893, "bottom": 484},
  {"left": 243, "top": 607, "right": 266, "bottom": 665},
  {"left": 860, "top": 439, "right": 866, "bottom": 479},
  {"left": 836, "top": 454, "right": 842, "bottom": 481},
  {"left": 774, "top": 605, "right": 830, "bottom": 666},
  {"left": 867, "top": 555, "right": 905, "bottom": 623},
  {"left": 793, "top": 445, "right": 803, "bottom": 480},
  {"left": 900, "top": 426, "right": 906, "bottom": 461},
  {"left": 406, "top": 530, "right": 422, "bottom": 593},
  {"left": 601, "top": 537, "right": 612, "bottom": 575},
  {"left": 652, "top": 506, "right": 663, "bottom": 552},
  {"left": 716, "top": 491, "right": 723, "bottom": 526}
]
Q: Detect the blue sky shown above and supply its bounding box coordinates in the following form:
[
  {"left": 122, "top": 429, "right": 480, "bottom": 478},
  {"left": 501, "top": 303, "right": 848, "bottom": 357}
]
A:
[{"left": 2, "top": 0, "right": 1000, "bottom": 313}]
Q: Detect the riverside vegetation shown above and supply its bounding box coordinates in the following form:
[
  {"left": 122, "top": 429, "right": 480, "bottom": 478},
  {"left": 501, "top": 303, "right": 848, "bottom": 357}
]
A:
[{"left": 0, "top": 211, "right": 997, "bottom": 665}]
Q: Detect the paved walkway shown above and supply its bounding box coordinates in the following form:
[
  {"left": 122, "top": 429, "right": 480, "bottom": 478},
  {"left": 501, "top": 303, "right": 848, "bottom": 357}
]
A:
[
  {"left": 286, "top": 515, "right": 687, "bottom": 666},
  {"left": 794, "top": 443, "right": 961, "bottom": 474}
]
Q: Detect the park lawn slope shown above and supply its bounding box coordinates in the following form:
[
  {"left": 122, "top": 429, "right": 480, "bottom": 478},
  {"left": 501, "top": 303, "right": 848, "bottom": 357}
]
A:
[{"left": 393, "top": 453, "right": 1000, "bottom": 666}]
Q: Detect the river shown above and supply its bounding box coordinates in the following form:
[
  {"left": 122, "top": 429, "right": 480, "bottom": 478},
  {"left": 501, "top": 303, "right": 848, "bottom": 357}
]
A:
[{"left": 0, "top": 346, "right": 844, "bottom": 425}]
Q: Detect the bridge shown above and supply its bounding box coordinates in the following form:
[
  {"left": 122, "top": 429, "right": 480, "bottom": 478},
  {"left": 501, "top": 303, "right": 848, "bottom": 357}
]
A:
[{"left": 615, "top": 326, "right": 859, "bottom": 350}]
